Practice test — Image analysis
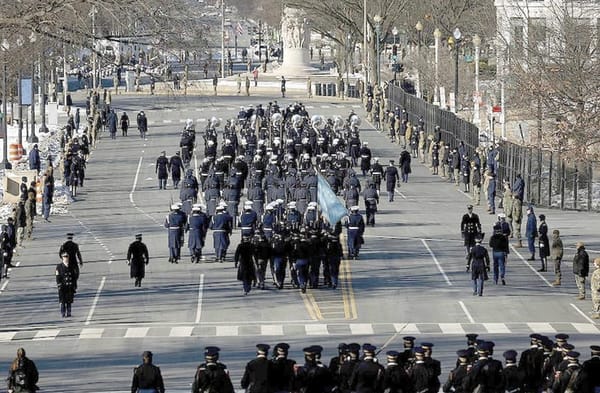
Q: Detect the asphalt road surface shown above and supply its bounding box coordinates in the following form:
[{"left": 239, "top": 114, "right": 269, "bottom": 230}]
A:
[{"left": 1, "top": 91, "right": 599, "bottom": 392}]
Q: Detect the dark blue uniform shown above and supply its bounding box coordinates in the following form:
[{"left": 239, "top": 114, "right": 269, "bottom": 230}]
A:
[
  {"left": 211, "top": 209, "right": 233, "bottom": 262},
  {"left": 188, "top": 210, "right": 209, "bottom": 263},
  {"left": 383, "top": 164, "right": 399, "bottom": 202},
  {"left": 346, "top": 210, "right": 365, "bottom": 259},
  {"left": 239, "top": 208, "right": 258, "bottom": 238},
  {"left": 164, "top": 208, "right": 186, "bottom": 263}
]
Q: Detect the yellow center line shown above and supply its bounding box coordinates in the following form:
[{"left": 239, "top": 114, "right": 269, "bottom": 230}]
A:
[
  {"left": 301, "top": 291, "right": 319, "bottom": 321},
  {"left": 340, "top": 233, "right": 358, "bottom": 320}
]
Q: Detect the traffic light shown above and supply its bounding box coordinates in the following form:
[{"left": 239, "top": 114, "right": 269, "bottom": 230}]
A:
[{"left": 392, "top": 45, "right": 397, "bottom": 56}]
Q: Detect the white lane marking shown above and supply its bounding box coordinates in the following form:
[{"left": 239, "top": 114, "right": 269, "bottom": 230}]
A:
[
  {"left": 130, "top": 156, "right": 143, "bottom": 204},
  {"left": 421, "top": 239, "right": 452, "bottom": 286},
  {"left": 458, "top": 188, "right": 474, "bottom": 199},
  {"left": 352, "top": 104, "right": 361, "bottom": 108},
  {"left": 305, "top": 324, "right": 329, "bottom": 335},
  {"left": 394, "top": 188, "right": 407, "bottom": 199},
  {"left": 440, "top": 323, "right": 466, "bottom": 334},
  {"left": 195, "top": 274, "right": 205, "bottom": 324},
  {"left": 510, "top": 245, "right": 553, "bottom": 287},
  {"left": 350, "top": 323, "right": 374, "bottom": 335},
  {"left": 526, "top": 322, "right": 556, "bottom": 333},
  {"left": 197, "top": 118, "right": 206, "bottom": 122},
  {"left": 79, "top": 328, "right": 104, "bottom": 339},
  {"left": 125, "top": 327, "right": 149, "bottom": 338},
  {"left": 483, "top": 323, "right": 510, "bottom": 334},
  {"left": 85, "top": 276, "right": 106, "bottom": 326},
  {"left": 0, "top": 280, "right": 9, "bottom": 291},
  {"left": 394, "top": 323, "right": 420, "bottom": 334},
  {"left": 459, "top": 301, "right": 475, "bottom": 323},
  {"left": 572, "top": 323, "right": 600, "bottom": 333},
  {"left": 260, "top": 325, "right": 284, "bottom": 336},
  {"left": 570, "top": 303, "right": 598, "bottom": 324},
  {"left": 321, "top": 105, "right": 330, "bottom": 108},
  {"left": 163, "top": 119, "right": 173, "bottom": 123},
  {"left": 170, "top": 326, "right": 194, "bottom": 337},
  {"left": 216, "top": 325, "right": 239, "bottom": 336},
  {"left": 0, "top": 332, "right": 16, "bottom": 342},
  {"left": 33, "top": 329, "right": 60, "bottom": 341}
]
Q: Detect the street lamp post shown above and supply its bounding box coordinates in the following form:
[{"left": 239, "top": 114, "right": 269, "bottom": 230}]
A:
[
  {"left": 373, "top": 14, "right": 382, "bottom": 88},
  {"left": 472, "top": 34, "right": 481, "bottom": 128},
  {"left": 346, "top": 34, "right": 352, "bottom": 100},
  {"left": 451, "top": 27, "right": 462, "bottom": 112},
  {"left": 416, "top": 21, "right": 423, "bottom": 50},
  {"left": 415, "top": 21, "right": 423, "bottom": 98},
  {"left": 1, "top": 39, "right": 10, "bottom": 169},
  {"left": 392, "top": 27, "right": 399, "bottom": 81},
  {"left": 433, "top": 28, "right": 441, "bottom": 105}
]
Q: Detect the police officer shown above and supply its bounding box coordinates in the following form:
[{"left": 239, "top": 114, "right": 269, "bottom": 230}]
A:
[
  {"left": 383, "top": 160, "right": 399, "bottom": 202},
  {"left": 346, "top": 206, "right": 365, "bottom": 259},
  {"left": 211, "top": 204, "right": 233, "bottom": 262},
  {"left": 349, "top": 344, "right": 385, "bottom": 392},
  {"left": 466, "top": 235, "right": 490, "bottom": 297},
  {"left": 155, "top": 151, "right": 169, "bottom": 190},
  {"left": 164, "top": 204, "right": 186, "bottom": 263},
  {"left": 56, "top": 252, "right": 76, "bottom": 318},
  {"left": 131, "top": 351, "right": 165, "bottom": 393},
  {"left": 191, "top": 347, "right": 234, "bottom": 393},
  {"left": 241, "top": 344, "right": 270, "bottom": 393},
  {"left": 188, "top": 204, "right": 209, "bottom": 263},
  {"left": 127, "top": 234, "right": 149, "bottom": 287}
]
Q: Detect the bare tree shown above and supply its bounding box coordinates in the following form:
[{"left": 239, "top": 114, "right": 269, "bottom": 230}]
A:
[{"left": 499, "top": 2, "right": 600, "bottom": 160}]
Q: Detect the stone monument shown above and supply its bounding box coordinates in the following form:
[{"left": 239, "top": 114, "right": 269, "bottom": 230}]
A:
[{"left": 279, "top": 7, "right": 317, "bottom": 75}]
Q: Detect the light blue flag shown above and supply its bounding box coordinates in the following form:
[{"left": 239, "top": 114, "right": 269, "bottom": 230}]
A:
[{"left": 317, "top": 172, "right": 348, "bottom": 225}]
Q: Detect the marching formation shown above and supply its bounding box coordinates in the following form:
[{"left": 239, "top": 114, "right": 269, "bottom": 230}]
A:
[
  {"left": 132, "top": 334, "right": 600, "bottom": 393},
  {"left": 156, "top": 101, "right": 411, "bottom": 294}
]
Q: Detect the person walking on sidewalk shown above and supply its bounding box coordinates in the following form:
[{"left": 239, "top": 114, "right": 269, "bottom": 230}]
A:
[
  {"left": 573, "top": 242, "right": 590, "bottom": 300},
  {"left": 281, "top": 76, "right": 286, "bottom": 98},
  {"left": 512, "top": 174, "right": 525, "bottom": 247},
  {"left": 551, "top": 229, "right": 564, "bottom": 286}
]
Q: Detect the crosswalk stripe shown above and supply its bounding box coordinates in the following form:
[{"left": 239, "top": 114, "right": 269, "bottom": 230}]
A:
[
  {"left": 79, "top": 328, "right": 104, "bottom": 339},
  {"left": 125, "top": 327, "right": 149, "bottom": 338},
  {"left": 0, "top": 332, "right": 16, "bottom": 342},
  {"left": 321, "top": 105, "right": 330, "bottom": 108},
  {"left": 170, "top": 326, "right": 194, "bottom": 337},
  {"left": 394, "top": 323, "right": 420, "bottom": 334},
  {"left": 216, "top": 326, "right": 239, "bottom": 337},
  {"left": 197, "top": 118, "right": 206, "bottom": 122},
  {"left": 572, "top": 323, "right": 600, "bottom": 334},
  {"left": 260, "top": 325, "right": 284, "bottom": 336},
  {"left": 305, "top": 324, "right": 329, "bottom": 335},
  {"left": 163, "top": 119, "right": 173, "bottom": 123},
  {"left": 33, "top": 329, "right": 60, "bottom": 341},
  {"left": 350, "top": 323, "right": 374, "bottom": 335},
  {"left": 527, "top": 323, "right": 556, "bottom": 333},
  {"left": 483, "top": 323, "right": 510, "bottom": 334},
  {"left": 4, "top": 322, "right": 599, "bottom": 341},
  {"left": 351, "top": 105, "right": 361, "bottom": 108},
  {"left": 439, "top": 323, "right": 465, "bottom": 334}
]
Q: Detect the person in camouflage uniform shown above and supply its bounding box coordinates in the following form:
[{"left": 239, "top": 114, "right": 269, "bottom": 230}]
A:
[
  {"left": 551, "top": 229, "right": 564, "bottom": 286},
  {"left": 591, "top": 258, "right": 600, "bottom": 319}
]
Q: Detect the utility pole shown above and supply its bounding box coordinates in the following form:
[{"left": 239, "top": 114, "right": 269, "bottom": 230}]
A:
[{"left": 221, "top": 0, "right": 225, "bottom": 78}]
